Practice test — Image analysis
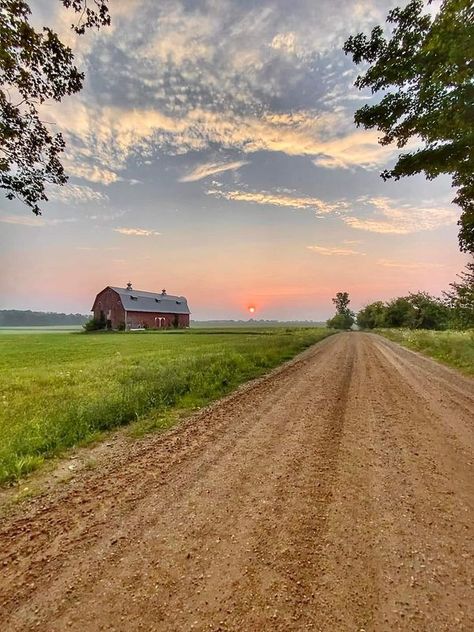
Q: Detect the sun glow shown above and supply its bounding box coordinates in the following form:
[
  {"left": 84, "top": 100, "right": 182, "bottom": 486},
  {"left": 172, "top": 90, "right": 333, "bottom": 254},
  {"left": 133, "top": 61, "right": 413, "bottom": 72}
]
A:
[{"left": 248, "top": 306, "right": 256, "bottom": 314}]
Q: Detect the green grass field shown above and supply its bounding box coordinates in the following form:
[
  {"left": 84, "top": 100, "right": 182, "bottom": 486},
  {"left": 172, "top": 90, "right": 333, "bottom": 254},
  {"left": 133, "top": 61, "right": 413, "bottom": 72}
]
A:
[
  {"left": 0, "top": 327, "right": 334, "bottom": 484},
  {"left": 376, "top": 329, "right": 474, "bottom": 375}
]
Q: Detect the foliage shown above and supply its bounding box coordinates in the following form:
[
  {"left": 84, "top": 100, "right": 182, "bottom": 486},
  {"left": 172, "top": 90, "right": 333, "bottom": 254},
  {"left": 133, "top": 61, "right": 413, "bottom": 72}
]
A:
[
  {"left": 376, "top": 328, "right": 474, "bottom": 374},
  {"left": 408, "top": 291, "right": 450, "bottom": 329},
  {"left": 443, "top": 260, "right": 474, "bottom": 328},
  {"left": 383, "top": 297, "right": 416, "bottom": 328},
  {"left": 0, "top": 0, "right": 109, "bottom": 214},
  {"left": 0, "top": 327, "right": 335, "bottom": 483},
  {"left": 344, "top": 0, "right": 474, "bottom": 253},
  {"left": 356, "top": 301, "right": 386, "bottom": 329},
  {"left": 327, "top": 291, "right": 355, "bottom": 329},
  {"left": 358, "top": 292, "right": 450, "bottom": 330}
]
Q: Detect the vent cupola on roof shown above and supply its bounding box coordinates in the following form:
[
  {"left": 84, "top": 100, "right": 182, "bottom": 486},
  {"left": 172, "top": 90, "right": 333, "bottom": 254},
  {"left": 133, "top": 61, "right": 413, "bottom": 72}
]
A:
[{"left": 126, "top": 282, "right": 133, "bottom": 291}]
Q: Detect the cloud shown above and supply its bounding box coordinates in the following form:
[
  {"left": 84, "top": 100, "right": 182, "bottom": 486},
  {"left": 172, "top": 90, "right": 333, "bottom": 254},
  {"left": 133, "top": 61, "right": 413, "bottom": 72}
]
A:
[
  {"left": 66, "top": 163, "right": 119, "bottom": 186},
  {"left": 377, "top": 259, "right": 445, "bottom": 270},
  {"left": 207, "top": 188, "right": 345, "bottom": 215},
  {"left": 207, "top": 187, "right": 457, "bottom": 237},
  {"left": 343, "top": 197, "right": 458, "bottom": 234},
  {"left": 47, "top": 98, "right": 391, "bottom": 186},
  {"left": 270, "top": 32, "right": 299, "bottom": 56},
  {"left": 0, "top": 214, "right": 77, "bottom": 227},
  {"left": 179, "top": 160, "right": 249, "bottom": 182},
  {"left": 33, "top": 0, "right": 404, "bottom": 187},
  {"left": 0, "top": 215, "right": 45, "bottom": 227},
  {"left": 307, "top": 245, "right": 365, "bottom": 256},
  {"left": 114, "top": 227, "right": 161, "bottom": 237},
  {"left": 47, "top": 184, "right": 109, "bottom": 204},
  {"left": 311, "top": 130, "right": 396, "bottom": 170}
]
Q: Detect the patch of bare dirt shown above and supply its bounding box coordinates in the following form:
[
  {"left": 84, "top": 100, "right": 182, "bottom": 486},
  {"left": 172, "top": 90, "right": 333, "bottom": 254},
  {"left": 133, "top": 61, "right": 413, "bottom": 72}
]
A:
[{"left": 0, "top": 333, "right": 473, "bottom": 631}]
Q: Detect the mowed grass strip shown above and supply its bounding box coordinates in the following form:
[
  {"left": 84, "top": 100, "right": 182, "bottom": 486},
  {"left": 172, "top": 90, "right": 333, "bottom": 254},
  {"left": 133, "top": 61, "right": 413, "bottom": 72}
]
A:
[
  {"left": 0, "top": 328, "right": 334, "bottom": 484},
  {"left": 375, "top": 328, "right": 474, "bottom": 375}
]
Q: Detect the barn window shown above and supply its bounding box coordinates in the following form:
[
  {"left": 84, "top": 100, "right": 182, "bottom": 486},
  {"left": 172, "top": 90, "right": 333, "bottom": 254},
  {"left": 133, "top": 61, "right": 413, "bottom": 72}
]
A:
[{"left": 176, "top": 301, "right": 181, "bottom": 304}]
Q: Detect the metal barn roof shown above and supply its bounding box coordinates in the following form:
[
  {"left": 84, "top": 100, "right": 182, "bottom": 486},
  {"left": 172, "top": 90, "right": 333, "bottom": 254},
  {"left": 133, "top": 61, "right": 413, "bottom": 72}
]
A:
[{"left": 110, "top": 287, "right": 191, "bottom": 315}]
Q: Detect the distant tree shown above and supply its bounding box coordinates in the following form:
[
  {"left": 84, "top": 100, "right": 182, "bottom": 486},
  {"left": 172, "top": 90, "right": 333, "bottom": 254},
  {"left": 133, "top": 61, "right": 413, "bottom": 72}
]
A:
[
  {"left": 344, "top": 0, "right": 474, "bottom": 253},
  {"left": 444, "top": 261, "right": 474, "bottom": 328},
  {"left": 332, "top": 292, "right": 352, "bottom": 315},
  {"left": 327, "top": 291, "right": 355, "bottom": 329},
  {"left": 0, "top": 0, "right": 110, "bottom": 215},
  {"left": 357, "top": 301, "right": 386, "bottom": 329}
]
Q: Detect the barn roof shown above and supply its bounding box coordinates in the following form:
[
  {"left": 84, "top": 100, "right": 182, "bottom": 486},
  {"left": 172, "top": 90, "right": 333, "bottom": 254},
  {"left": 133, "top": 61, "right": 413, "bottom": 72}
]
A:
[{"left": 110, "top": 287, "right": 190, "bottom": 315}]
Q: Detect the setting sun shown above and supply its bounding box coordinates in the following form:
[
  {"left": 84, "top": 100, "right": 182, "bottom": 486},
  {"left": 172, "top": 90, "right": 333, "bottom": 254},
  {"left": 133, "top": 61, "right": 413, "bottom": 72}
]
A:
[{"left": 248, "top": 306, "right": 256, "bottom": 314}]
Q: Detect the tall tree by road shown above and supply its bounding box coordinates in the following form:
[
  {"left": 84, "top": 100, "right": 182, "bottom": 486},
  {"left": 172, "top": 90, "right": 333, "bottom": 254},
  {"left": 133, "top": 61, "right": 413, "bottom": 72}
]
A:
[
  {"left": 327, "top": 292, "right": 355, "bottom": 330},
  {"left": 0, "top": 0, "right": 109, "bottom": 215},
  {"left": 344, "top": 0, "right": 474, "bottom": 254}
]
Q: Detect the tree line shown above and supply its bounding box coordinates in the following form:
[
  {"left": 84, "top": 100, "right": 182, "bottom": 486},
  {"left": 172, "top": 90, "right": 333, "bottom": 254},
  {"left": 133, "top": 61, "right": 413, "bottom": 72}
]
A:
[
  {"left": 0, "top": 310, "right": 88, "bottom": 327},
  {"left": 328, "top": 261, "right": 474, "bottom": 331}
]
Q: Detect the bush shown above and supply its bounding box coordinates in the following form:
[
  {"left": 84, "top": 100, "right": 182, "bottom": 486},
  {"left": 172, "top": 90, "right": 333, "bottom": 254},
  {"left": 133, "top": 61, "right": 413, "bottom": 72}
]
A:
[
  {"left": 83, "top": 316, "right": 106, "bottom": 331},
  {"left": 327, "top": 313, "right": 354, "bottom": 330}
]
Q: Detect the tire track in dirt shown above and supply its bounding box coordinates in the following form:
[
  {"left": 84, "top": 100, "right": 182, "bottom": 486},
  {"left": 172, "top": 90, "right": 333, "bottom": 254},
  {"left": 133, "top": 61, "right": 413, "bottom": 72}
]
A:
[{"left": 0, "top": 333, "right": 472, "bottom": 631}]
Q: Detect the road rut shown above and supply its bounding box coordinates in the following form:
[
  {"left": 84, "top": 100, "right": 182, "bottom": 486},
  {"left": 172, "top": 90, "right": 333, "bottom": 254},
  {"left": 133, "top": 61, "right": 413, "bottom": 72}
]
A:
[{"left": 0, "top": 332, "right": 473, "bottom": 631}]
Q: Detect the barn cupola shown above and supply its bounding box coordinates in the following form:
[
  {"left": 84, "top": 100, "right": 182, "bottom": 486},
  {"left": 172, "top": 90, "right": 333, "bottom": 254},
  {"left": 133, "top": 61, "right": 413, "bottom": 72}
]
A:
[
  {"left": 126, "top": 282, "right": 133, "bottom": 291},
  {"left": 161, "top": 289, "right": 167, "bottom": 295}
]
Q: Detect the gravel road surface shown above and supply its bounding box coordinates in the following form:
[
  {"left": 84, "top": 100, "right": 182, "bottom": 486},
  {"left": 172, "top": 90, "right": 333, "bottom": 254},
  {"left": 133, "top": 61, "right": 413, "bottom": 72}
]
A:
[{"left": 1, "top": 332, "right": 473, "bottom": 631}]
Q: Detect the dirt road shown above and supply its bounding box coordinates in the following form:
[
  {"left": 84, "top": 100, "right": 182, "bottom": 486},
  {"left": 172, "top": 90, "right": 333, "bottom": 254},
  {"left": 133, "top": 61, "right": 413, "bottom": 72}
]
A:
[{"left": 1, "top": 333, "right": 473, "bottom": 631}]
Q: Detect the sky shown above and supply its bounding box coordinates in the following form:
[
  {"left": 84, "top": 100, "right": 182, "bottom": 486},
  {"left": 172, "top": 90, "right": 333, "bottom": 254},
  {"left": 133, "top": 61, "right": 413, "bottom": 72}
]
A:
[{"left": 0, "top": 0, "right": 468, "bottom": 320}]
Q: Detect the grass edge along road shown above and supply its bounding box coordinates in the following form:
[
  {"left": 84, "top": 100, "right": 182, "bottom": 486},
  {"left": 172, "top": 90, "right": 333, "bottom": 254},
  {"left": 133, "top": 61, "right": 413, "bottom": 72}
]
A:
[
  {"left": 375, "top": 328, "right": 474, "bottom": 375},
  {"left": 0, "top": 328, "right": 335, "bottom": 485}
]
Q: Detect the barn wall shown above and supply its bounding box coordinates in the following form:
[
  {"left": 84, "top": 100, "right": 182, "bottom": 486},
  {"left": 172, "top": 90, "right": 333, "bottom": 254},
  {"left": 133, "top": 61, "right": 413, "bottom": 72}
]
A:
[
  {"left": 92, "top": 288, "right": 125, "bottom": 329},
  {"left": 127, "top": 311, "right": 190, "bottom": 329}
]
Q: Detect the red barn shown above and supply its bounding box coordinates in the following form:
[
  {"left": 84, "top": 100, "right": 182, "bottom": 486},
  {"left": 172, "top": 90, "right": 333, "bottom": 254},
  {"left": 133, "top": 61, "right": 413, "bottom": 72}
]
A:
[{"left": 92, "top": 284, "right": 190, "bottom": 329}]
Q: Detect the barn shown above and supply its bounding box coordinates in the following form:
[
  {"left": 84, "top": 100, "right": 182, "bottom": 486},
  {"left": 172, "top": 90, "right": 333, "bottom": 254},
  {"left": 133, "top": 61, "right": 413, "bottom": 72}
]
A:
[{"left": 92, "top": 283, "right": 190, "bottom": 330}]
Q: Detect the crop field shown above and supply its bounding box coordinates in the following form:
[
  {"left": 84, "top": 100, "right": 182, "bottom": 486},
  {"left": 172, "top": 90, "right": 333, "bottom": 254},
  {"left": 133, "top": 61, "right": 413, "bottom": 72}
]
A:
[
  {"left": 0, "top": 327, "right": 334, "bottom": 484},
  {"left": 375, "top": 328, "right": 474, "bottom": 375}
]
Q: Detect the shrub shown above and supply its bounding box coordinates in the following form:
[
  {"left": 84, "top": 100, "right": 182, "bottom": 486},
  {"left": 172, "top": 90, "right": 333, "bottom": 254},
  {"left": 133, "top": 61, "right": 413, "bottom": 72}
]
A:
[{"left": 83, "top": 316, "right": 106, "bottom": 331}]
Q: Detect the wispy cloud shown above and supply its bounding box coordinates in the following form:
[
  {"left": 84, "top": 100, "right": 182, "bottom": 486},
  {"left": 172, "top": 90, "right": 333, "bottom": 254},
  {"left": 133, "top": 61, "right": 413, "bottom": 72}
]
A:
[
  {"left": 0, "top": 215, "right": 45, "bottom": 227},
  {"left": 307, "top": 245, "right": 365, "bottom": 256},
  {"left": 0, "top": 214, "right": 77, "bottom": 227},
  {"left": 377, "top": 259, "right": 445, "bottom": 270},
  {"left": 343, "top": 197, "right": 458, "bottom": 234},
  {"left": 207, "top": 188, "right": 345, "bottom": 215},
  {"left": 179, "top": 160, "right": 249, "bottom": 182},
  {"left": 114, "top": 227, "right": 161, "bottom": 237}
]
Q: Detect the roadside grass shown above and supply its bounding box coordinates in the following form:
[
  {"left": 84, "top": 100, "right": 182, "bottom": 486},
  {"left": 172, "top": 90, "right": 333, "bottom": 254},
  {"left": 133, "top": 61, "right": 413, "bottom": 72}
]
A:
[
  {"left": 0, "top": 327, "right": 335, "bottom": 484},
  {"left": 375, "top": 328, "right": 474, "bottom": 375}
]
